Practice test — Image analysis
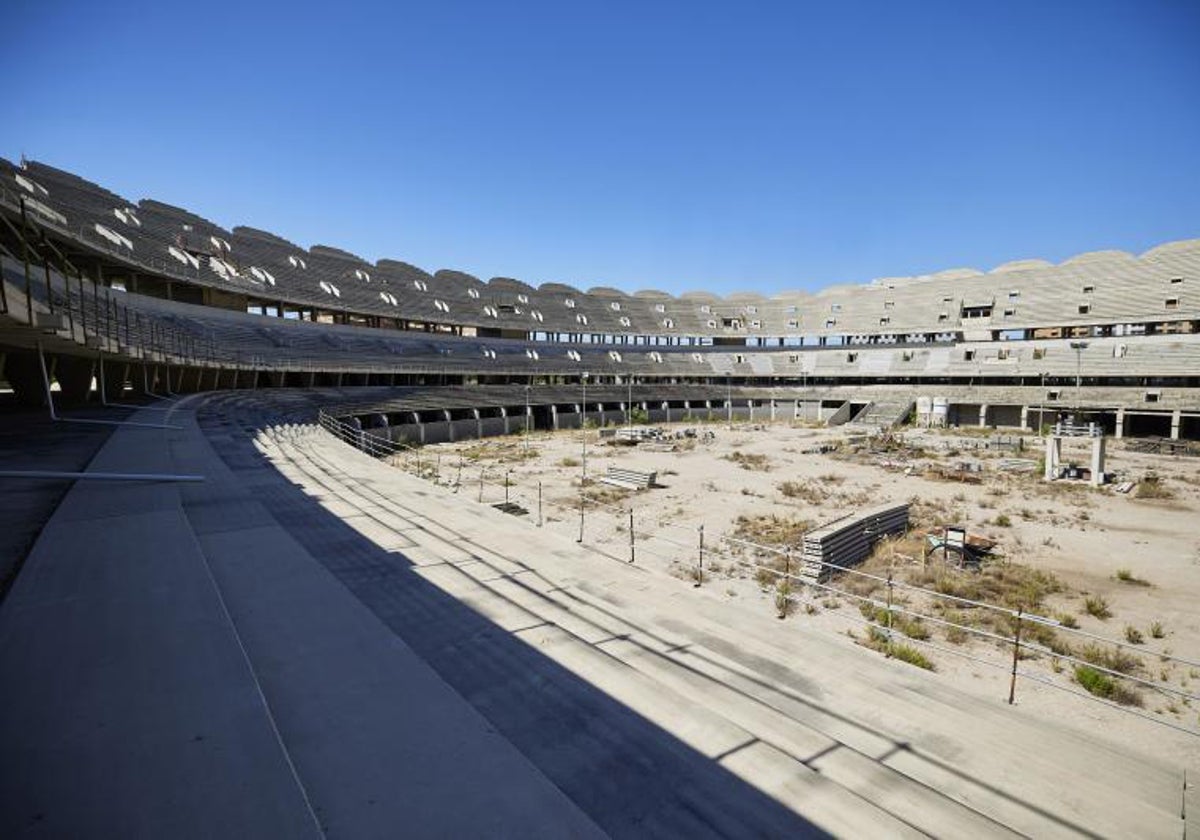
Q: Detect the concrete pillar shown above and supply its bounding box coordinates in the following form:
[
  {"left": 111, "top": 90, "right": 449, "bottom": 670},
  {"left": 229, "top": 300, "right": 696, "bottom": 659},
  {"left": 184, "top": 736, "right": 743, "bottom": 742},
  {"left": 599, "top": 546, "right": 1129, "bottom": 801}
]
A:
[
  {"left": 1044, "top": 437, "right": 1061, "bottom": 481},
  {"left": 978, "top": 404, "right": 989, "bottom": 429},
  {"left": 1020, "top": 405, "right": 1029, "bottom": 431},
  {"left": 131, "top": 364, "right": 149, "bottom": 396},
  {"left": 101, "top": 359, "right": 127, "bottom": 403},
  {"left": 1115, "top": 408, "right": 1125, "bottom": 439},
  {"left": 663, "top": 401, "right": 671, "bottom": 423},
  {"left": 770, "top": 399, "right": 777, "bottom": 422},
  {"left": 551, "top": 404, "right": 559, "bottom": 430},
  {"left": 1171, "top": 410, "right": 1181, "bottom": 440},
  {"left": 1090, "top": 436, "right": 1106, "bottom": 487},
  {"left": 473, "top": 407, "right": 482, "bottom": 440},
  {"left": 3, "top": 350, "right": 46, "bottom": 408},
  {"left": 444, "top": 410, "right": 454, "bottom": 442}
]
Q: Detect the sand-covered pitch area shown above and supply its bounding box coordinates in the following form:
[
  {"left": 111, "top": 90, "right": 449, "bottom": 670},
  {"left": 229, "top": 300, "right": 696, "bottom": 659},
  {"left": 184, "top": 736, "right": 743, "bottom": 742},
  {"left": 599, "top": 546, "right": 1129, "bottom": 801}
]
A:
[{"left": 411, "top": 419, "right": 1200, "bottom": 758}]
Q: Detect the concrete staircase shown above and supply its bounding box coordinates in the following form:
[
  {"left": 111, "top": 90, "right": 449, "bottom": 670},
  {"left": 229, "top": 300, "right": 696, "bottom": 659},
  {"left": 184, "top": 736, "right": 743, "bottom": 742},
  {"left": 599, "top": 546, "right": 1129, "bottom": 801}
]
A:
[{"left": 847, "top": 399, "right": 915, "bottom": 429}]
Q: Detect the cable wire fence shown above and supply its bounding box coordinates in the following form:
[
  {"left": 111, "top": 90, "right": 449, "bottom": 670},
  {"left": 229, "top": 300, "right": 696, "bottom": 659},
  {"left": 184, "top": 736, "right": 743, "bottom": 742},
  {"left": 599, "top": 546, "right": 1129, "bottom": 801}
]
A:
[{"left": 318, "top": 415, "right": 1200, "bottom": 741}]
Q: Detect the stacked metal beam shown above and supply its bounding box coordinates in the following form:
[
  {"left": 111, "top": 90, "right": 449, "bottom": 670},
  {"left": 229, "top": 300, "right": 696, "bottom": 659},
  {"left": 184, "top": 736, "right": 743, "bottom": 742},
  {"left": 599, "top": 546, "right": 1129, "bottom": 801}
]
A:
[{"left": 799, "top": 502, "right": 909, "bottom": 582}]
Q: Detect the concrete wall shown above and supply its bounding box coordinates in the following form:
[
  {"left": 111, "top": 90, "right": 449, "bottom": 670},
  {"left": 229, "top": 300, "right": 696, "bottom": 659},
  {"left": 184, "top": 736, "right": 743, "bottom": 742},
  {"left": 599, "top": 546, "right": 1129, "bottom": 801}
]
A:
[
  {"left": 450, "top": 418, "right": 479, "bottom": 441},
  {"left": 480, "top": 417, "right": 507, "bottom": 437}
]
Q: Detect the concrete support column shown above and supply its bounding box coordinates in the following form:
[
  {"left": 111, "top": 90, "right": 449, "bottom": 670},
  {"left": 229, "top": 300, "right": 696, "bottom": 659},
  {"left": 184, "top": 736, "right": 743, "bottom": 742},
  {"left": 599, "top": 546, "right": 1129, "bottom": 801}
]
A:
[
  {"left": 101, "top": 359, "right": 128, "bottom": 403},
  {"left": 663, "top": 402, "right": 671, "bottom": 423},
  {"left": 444, "top": 410, "right": 454, "bottom": 442},
  {"left": 551, "top": 404, "right": 559, "bottom": 430},
  {"left": 473, "top": 408, "right": 482, "bottom": 440},
  {"left": 1044, "top": 437, "right": 1061, "bottom": 481},
  {"left": 1115, "top": 408, "right": 1126, "bottom": 439},
  {"left": 500, "top": 406, "right": 509, "bottom": 435},
  {"left": 1090, "top": 436, "right": 1107, "bottom": 487},
  {"left": 1020, "top": 406, "right": 1029, "bottom": 431},
  {"left": 133, "top": 364, "right": 156, "bottom": 397},
  {"left": 770, "top": 399, "right": 777, "bottom": 422},
  {"left": 978, "top": 404, "right": 989, "bottom": 429},
  {"left": 1171, "top": 410, "right": 1182, "bottom": 440}
]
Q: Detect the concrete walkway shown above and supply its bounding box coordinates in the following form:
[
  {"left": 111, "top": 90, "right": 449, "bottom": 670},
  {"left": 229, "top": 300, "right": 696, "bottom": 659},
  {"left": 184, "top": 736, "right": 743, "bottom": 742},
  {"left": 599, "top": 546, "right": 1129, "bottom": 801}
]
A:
[
  {"left": 1, "top": 387, "right": 1195, "bottom": 838},
  {"left": 0, "top": 396, "right": 605, "bottom": 839}
]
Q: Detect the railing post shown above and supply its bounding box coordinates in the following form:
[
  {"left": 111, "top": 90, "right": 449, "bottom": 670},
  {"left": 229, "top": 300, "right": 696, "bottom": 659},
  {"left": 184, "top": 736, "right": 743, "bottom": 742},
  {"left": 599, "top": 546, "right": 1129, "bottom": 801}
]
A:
[
  {"left": 628, "top": 508, "right": 635, "bottom": 564},
  {"left": 886, "top": 571, "right": 895, "bottom": 644},
  {"left": 1009, "top": 608, "right": 1023, "bottom": 705},
  {"left": 576, "top": 485, "right": 585, "bottom": 543}
]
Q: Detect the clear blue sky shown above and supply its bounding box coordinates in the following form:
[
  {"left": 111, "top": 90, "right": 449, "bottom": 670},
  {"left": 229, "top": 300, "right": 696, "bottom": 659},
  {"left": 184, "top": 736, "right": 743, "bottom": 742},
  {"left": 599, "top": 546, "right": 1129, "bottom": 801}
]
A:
[{"left": 4, "top": 0, "right": 1198, "bottom": 295}]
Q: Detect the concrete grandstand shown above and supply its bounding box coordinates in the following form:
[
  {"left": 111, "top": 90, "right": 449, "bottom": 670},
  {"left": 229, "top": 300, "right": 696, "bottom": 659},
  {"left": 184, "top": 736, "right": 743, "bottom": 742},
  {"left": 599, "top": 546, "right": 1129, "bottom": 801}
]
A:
[{"left": 1, "top": 158, "right": 1198, "bottom": 837}]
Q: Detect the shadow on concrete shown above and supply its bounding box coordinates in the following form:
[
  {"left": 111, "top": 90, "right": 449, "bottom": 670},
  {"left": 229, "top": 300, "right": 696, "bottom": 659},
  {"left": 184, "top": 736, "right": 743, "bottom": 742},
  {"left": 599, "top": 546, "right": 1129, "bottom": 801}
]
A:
[
  {"left": 197, "top": 396, "right": 829, "bottom": 838},
  {"left": 198, "top": 389, "right": 1110, "bottom": 838}
]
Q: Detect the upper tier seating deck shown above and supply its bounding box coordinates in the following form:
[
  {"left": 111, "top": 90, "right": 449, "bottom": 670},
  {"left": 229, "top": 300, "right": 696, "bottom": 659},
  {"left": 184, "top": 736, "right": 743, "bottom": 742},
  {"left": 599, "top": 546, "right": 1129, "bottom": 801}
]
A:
[{"left": 1, "top": 157, "right": 1196, "bottom": 345}]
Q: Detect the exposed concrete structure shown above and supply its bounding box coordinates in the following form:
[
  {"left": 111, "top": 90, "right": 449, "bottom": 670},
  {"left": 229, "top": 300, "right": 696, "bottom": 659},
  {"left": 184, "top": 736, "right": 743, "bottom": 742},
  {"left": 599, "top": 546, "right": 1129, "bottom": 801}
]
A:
[{"left": 0, "top": 389, "right": 1193, "bottom": 836}]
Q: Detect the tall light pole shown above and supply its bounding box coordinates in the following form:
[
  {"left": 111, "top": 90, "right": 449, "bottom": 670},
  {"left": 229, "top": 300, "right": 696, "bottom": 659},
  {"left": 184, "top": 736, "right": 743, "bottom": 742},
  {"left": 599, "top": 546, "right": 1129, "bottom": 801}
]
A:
[
  {"left": 580, "top": 371, "right": 589, "bottom": 482},
  {"left": 1069, "top": 341, "right": 1088, "bottom": 420},
  {"left": 524, "top": 382, "right": 531, "bottom": 454}
]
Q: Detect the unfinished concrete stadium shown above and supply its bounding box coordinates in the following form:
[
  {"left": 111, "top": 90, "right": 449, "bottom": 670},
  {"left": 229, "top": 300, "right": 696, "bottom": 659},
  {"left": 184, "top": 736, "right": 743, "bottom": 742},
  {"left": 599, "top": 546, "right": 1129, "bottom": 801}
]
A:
[{"left": 0, "top": 158, "right": 1197, "bottom": 837}]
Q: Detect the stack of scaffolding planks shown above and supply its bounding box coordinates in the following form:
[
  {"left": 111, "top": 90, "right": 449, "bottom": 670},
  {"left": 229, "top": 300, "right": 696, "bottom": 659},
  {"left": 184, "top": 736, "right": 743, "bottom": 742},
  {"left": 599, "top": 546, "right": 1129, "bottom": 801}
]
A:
[{"left": 799, "top": 502, "right": 909, "bottom": 582}]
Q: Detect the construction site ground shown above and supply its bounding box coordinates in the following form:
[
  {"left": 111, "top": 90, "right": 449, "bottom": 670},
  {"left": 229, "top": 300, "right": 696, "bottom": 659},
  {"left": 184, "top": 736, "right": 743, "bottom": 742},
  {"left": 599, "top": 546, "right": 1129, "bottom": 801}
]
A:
[{"left": 417, "top": 418, "right": 1200, "bottom": 765}]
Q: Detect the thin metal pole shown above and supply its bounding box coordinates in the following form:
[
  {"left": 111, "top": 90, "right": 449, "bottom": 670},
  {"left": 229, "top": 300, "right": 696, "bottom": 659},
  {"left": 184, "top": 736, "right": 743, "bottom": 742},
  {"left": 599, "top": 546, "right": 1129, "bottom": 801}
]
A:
[
  {"left": 628, "top": 508, "right": 635, "bottom": 564},
  {"left": 886, "top": 571, "right": 895, "bottom": 643},
  {"left": 537, "top": 481, "right": 543, "bottom": 527},
  {"left": 576, "top": 485, "right": 584, "bottom": 543},
  {"left": 695, "top": 524, "right": 704, "bottom": 588},
  {"left": 456, "top": 455, "right": 463, "bottom": 492},
  {"left": 1009, "top": 608, "right": 1023, "bottom": 705},
  {"left": 505, "top": 469, "right": 510, "bottom": 505},
  {"left": 478, "top": 467, "right": 485, "bottom": 503}
]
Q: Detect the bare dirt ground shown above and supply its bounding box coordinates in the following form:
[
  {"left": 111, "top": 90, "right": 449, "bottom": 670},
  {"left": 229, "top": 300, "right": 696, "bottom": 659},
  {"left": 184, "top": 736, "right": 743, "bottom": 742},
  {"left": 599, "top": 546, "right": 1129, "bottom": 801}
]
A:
[{"left": 410, "top": 418, "right": 1200, "bottom": 759}]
